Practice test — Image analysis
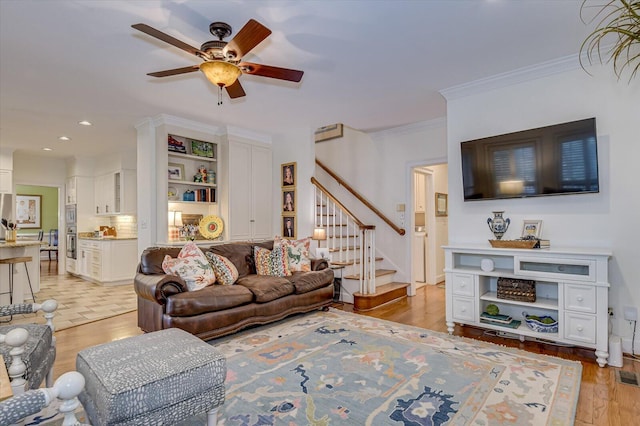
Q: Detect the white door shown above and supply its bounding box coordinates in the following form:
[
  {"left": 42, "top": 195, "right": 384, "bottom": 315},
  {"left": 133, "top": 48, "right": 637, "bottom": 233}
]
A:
[
  {"left": 250, "top": 145, "right": 272, "bottom": 240},
  {"left": 229, "top": 141, "right": 253, "bottom": 241}
]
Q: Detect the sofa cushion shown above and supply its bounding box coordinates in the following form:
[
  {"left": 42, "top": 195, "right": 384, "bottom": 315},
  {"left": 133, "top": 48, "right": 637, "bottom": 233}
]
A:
[
  {"left": 205, "top": 252, "right": 239, "bottom": 286},
  {"left": 208, "top": 243, "right": 253, "bottom": 278},
  {"left": 236, "top": 275, "right": 294, "bottom": 303},
  {"left": 278, "top": 236, "right": 312, "bottom": 272},
  {"left": 287, "top": 268, "right": 334, "bottom": 294},
  {"left": 161, "top": 242, "right": 216, "bottom": 291},
  {"left": 254, "top": 245, "right": 291, "bottom": 277},
  {"left": 165, "top": 284, "right": 254, "bottom": 316}
]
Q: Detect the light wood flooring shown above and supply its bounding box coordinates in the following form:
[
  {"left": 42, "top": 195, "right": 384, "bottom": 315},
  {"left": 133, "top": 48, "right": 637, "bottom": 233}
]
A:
[{"left": 45, "top": 267, "right": 639, "bottom": 425}]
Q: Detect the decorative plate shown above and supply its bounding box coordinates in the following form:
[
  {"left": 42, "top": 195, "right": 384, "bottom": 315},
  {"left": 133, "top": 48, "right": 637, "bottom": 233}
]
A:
[
  {"left": 199, "top": 215, "right": 224, "bottom": 239},
  {"left": 168, "top": 186, "right": 178, "bottom": 201}
]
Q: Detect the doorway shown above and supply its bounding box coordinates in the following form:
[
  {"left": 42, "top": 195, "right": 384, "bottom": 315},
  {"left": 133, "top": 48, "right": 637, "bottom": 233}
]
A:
[
  {"left": 15, "top": 184, "right": 63, "bottom": 274},
  {"left": 410, "top": 164, "right": 448, "bottom": 288}
]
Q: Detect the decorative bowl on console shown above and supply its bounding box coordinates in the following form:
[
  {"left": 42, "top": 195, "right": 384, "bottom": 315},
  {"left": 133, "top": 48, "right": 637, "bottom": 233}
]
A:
[{"left": 523, "top": 312, "right": 558, "bottom": 333}]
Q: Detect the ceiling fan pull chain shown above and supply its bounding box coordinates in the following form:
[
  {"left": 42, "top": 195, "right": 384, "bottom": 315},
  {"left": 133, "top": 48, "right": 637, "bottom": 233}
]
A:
[{"left": 218, "top": 86, "right": 223, "bottom": 106}]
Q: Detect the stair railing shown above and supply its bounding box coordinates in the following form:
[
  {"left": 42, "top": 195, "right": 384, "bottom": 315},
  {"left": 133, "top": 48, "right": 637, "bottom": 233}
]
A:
[
  {"left": 311, "top": 177, "right": 376, "bottom": 294},
  {"left": 316, "top": 159, "right": 405, "bottom": 236}
]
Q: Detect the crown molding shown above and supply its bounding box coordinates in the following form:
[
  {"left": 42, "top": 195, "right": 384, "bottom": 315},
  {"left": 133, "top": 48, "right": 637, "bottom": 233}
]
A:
[
  {"left": 225, "top": 125, "right": 272, "bottom": 145},
  {"left": 440, "top": 54, "right": 581, "bottom": 101},
  {"left": 142, "top": 114, "right": 224, "bottom": 135},
  {"left": 369, "top": 117, "right": 447, "bottom": 140}
]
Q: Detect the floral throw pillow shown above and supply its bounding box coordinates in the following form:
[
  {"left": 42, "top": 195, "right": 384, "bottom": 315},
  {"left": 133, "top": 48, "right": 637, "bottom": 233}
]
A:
[
  {"left": 205, "top": 252, "right": 239, "bottom": 286},
  {"left": 254, "top": 244, "right": 291, "bottom": 277},
  {"left": 277, "top": 236, "right": 311, "bottom": 272},
  {"left": 161, "top": 242, "right": 216, "bottom": 291}
]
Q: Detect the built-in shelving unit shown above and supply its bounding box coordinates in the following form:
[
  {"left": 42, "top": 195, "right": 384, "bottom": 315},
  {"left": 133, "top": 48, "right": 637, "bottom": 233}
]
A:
[
  {"left": 167, "top": 135, "right": 218, "bottom": 205},
  {"left": 444, "top": 244, "right": 611, "bottom": 367}
]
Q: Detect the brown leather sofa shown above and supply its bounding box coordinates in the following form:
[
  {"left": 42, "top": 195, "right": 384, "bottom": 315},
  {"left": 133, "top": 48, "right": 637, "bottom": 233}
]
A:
[{"left": 134, "top": 240, "right": 334, "bottom": 340}]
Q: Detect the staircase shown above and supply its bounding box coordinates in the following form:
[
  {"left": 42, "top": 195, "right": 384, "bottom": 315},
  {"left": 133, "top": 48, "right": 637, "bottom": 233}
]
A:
[{"left": 312, "top": 177, "right": 409, "bottom": 309}]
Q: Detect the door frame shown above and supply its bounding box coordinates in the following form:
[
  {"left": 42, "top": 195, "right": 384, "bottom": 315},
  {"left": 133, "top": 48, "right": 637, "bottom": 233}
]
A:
[{"left": 405, "top": 157, "right": 447, "bottom": 297}]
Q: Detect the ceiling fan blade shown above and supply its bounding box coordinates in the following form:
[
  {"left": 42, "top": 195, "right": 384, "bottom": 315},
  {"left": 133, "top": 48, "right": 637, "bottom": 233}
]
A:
[
  {"left": 132, "top": 23, "right": 204, "bottom": 57},
  {"left": 223, "top": 19, "right": 271, "bottom": 60},
  {"left": 147, "top": 65, "right": 201, "bottom": 77},
  {"left": 239, "top": 62, "right": 304, "bottom": 82},
  {"left": 225, "top": 80, "right": 246, "bottom": 98}
]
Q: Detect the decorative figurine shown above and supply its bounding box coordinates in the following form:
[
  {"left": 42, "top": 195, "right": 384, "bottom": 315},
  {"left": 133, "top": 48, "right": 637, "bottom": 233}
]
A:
[{"left": 487, "top": 211, "right": 510, "bottom": 240}]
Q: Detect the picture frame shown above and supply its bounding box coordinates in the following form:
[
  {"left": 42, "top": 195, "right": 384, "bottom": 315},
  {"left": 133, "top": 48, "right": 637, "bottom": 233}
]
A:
[
  {"left": 282, "top": 189, "right": 296, "bottom": 213},
  {"left": 190, "top": 139, "right": 215, "bottom": 158},
  {"left": 314, "top": 123, "right": 344, "bottom": 143},
  {"left": 281, "top": 162, "right": 296, "bottom": 187},
  {"left": 282, "top": 215, "right": 296, "bottom": 239},
  {"left": 435, "top": 192, "right": 448, "bottom": 217},
  {"left": 16, "top": 194, "right": 42, "bottom": 229},
  {"left": 168, "top": 163, "right": 185, "bottom": 181},
  {"left": 521, "top": 220, "right": 543, "bottom": 239}
]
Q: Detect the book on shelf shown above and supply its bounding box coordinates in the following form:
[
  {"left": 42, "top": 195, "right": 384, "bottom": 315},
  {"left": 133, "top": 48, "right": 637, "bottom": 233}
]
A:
[
  {"left": 194, "top": 188, "right": 216, "bottom": 203},
  {"left": 480, "top": 318, "right": 522, "bottom": 329},
  {"left": 480, "top": 312, "right": 513, "bottom": 324},
  {"left": 537, "top": 239, "right": 550, "bottom": 248}
]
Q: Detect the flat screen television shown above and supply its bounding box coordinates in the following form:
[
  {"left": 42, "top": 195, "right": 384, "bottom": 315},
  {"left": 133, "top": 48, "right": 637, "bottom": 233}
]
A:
[{"left": 461, "top": 118, "right": 599, "bottom": 201}]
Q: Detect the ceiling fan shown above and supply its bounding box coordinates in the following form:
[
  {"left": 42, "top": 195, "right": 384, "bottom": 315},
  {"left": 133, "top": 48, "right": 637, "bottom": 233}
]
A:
[{"left": 132, "top": 19, "right": 304, "bottom": 103}]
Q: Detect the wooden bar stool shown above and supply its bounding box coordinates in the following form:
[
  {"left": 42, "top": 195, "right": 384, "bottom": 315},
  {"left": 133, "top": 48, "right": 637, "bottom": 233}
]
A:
[{"left": 0, "top": 256, "right": 36, "bottom": 306}]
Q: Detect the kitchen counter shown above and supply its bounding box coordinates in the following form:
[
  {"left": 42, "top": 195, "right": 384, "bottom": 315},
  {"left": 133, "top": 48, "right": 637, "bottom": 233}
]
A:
[
  {"left": 0, "top": 240, "right": 43, "bottom": 248},
  {"left": 73, "top": 238, "right": 138, "bottom": 285},
  {"left": 0, "top": 241, "right": 41, "bottom": 304},
  {"left": 78, "top": 236, "right": 137, "bottom": 241}
]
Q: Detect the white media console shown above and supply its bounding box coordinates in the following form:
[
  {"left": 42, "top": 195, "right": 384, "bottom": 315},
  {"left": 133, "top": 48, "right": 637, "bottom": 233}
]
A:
[{"left": 444, "top": 245, "right": 611, "bottom": 367}]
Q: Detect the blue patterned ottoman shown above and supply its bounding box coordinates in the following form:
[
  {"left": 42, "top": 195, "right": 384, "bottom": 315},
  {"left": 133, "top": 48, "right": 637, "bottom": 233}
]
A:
[{"left": 76, "top": 328, "right": 226, "bottom": 426}]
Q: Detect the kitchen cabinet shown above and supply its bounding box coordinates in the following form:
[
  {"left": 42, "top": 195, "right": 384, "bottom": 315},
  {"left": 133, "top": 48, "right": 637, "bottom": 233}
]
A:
[
  {"left": 228, "top": 140, "right": 272, "bottom": 241},
  {"left": 444, "top": 245, "right": 611, "bottom": 367},
  {"left": 65, "top": 177, "right": 76, "bottom": 205},
  {"left": 0, "top": 170, "right": 11, "bottom": 193},
  {"left": 94, "top": 170, "right": 136, "bottom": 215},
  {"left": 76, "top": 238, "right": 138, "bottom": 285}
]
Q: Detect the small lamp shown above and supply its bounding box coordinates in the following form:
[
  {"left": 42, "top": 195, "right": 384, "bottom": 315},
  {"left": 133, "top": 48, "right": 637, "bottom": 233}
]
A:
[
  {"left": 312, "top": 227, "right": 327, "bottom": 259},
  {"left": 168, "top": 211, "right": 183, "bottom": 241},
  {"left": 312, "top": 227, "right": 327, "bottom": 242}
]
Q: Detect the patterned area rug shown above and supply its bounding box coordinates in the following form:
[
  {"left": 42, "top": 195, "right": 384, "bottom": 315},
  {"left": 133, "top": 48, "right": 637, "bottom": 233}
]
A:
[
  {"left": 24, "top": 309, "right": 582, "bottom": 425},
  {"left": 209, "top": 309, "right": 581, "bottom": 425}
]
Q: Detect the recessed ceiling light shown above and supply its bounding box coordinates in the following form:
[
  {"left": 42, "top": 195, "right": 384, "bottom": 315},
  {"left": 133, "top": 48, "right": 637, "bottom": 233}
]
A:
[
  {"left": 59, "top": 136, "right": 71, "bottom": 141},
  {"left": 43, "top": 148, "right": 52, "bottom": 151},
  {"left": 78, "top": 120, "right": 92, "bottom": 126}
]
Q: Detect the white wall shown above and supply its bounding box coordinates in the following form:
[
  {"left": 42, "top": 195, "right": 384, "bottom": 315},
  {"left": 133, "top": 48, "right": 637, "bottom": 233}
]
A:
[
  {"left": 315, "top": 120, "right": 448, "bottom": 286},
  {"left": 271, "top": 127, "right": 316, "bottom": 239},
  {"left": 444, "top": 63, "right": 640, "bottom": 352}
]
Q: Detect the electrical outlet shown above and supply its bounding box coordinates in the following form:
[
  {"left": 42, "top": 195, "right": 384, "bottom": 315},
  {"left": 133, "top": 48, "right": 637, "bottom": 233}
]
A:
[{"left": 623, "top": 306, "right": 638, "bottom": 322}]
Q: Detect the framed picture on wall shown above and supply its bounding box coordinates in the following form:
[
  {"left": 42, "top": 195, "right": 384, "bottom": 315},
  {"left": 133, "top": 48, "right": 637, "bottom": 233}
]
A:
[
  {"left": 281, "top": 162, "right": 296, "bottom": 187},
  {"left": 282, "top": 215, "right": 296, "bottom": 239},
  {"left": 435, "top": 192, "right": 448, "bottom": 217},
  {"left": 282, "top": 189, "right": 296, "bottom": 213},
  {"left": 16, "top": 194, "right": 42, "bottom": 229}
]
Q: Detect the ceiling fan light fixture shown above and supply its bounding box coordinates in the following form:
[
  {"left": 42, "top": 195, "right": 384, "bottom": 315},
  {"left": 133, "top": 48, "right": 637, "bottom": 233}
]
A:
[{"left": 200, "top": 61, "right": 241, "bottom": 88}]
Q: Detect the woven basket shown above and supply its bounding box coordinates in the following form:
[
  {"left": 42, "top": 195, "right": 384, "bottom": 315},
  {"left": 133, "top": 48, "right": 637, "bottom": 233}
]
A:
[
  {"left": 489, "top": 239, "right": 538, "bottom": 249},
  {"left": 497, "top": 277, "right": 536, "bottom": 302}
]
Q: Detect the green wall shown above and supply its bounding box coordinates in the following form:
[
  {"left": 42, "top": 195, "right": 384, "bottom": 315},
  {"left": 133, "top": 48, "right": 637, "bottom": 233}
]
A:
[{"left": 15, "top": 185, "right": 59, "bottom": 235}]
